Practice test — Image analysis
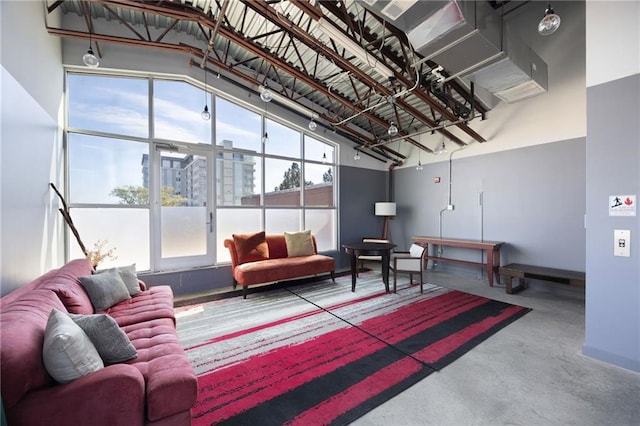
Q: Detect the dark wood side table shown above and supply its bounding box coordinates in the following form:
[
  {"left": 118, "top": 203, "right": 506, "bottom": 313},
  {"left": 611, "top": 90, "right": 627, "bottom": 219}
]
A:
[
  {"left": 412, "top": 236, "right": 504, "bottom": 287},
  {"left": 342, "top": 241, "right": 397, "bottom": 292}
]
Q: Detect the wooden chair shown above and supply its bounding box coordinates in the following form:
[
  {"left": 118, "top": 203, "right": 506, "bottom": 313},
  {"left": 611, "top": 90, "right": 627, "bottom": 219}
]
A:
[
  {"left": 390, "top": 243, "right": 426, "bottom": 293},
  {"left": 356, "top": 237, "right": 390, "bottom": 277}
]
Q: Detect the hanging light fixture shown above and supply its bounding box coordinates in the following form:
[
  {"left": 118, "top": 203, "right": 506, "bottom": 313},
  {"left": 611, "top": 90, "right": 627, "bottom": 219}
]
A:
[
  {"left": 354, "top": 149, "right": 360, "bottom": 160},
  {"left": 260, "top": 83, "right": 273, "bottom": 103},
  {"left": 201, "top": 64, "right": 211, "bottom": 120},
  {"left": 436, "top": 135, "right": 448, "bottom": 155},
  {"left": 416, "top": 149, "right": 423, "bottom": 171},
  {"left": 308, "top": 118, "right": 317, "bottom": 131},
  {"left": 538, "top": 1, "right": 561, "bottom": 36},
  {"left": 387, "top": 122, "right": 398, "bottom": 137},
  {"left": 82, "top": 4, "right": 99, "bottom": 68},
  {"left": 82, "top": 34, "right": 99, "bottom": 68}
]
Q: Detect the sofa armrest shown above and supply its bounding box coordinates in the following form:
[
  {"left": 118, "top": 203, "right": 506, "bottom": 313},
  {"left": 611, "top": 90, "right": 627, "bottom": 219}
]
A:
[
  {"left": 7, "top": 364, "right": 146, "bottom": 426},
  {"left": 138, "top": 279, "right": 147, "bottom": 291},
  {"left": 224, "top": 238, "right": 240, "bottom": 269}
]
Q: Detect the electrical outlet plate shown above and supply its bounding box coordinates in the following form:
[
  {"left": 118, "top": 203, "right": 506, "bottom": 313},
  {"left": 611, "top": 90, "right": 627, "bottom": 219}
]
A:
[{"left": 614, "top": 229, "right": 631, "bottom": 257}]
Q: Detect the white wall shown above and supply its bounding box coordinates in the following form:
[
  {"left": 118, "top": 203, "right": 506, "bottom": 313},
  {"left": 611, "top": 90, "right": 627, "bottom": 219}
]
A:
[
  {"left": 0, "top": 1, "right": 64, "bottom": 295},
  {"left": 586, "top": 0, "right": 640, "bottom": 87}
]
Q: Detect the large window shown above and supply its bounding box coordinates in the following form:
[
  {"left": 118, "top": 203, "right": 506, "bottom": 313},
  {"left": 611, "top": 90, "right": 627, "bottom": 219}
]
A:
[{"left": 66, "top": 71, "right": 338, "bottom": 271}]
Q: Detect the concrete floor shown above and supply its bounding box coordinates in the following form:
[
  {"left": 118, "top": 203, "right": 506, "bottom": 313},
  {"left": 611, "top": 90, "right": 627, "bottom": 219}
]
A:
[{"left": 352, "top": 269, "right": 640, "bottom": 426}]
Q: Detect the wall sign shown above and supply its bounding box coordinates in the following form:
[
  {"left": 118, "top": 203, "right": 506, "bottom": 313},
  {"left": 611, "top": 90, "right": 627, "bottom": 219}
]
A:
[{"left": 609, "top": 195, "right": 636, "bottom": 216}]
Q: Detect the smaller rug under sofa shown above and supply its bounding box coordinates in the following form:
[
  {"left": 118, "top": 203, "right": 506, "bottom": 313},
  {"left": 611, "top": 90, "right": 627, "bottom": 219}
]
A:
[
  {"left": 0, "top": 258, "right": 197, "bottom": 426},
  {"left": 224, "top": 230, "right": 335, "bottom": 298}
]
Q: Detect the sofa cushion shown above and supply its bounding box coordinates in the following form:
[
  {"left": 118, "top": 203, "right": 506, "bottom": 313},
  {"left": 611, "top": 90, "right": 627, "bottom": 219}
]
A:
[
  {"left": 233, "top": 231, "right": 269, "bottom": 264},
  {"left": 123, "top": 318, "right": 198, "bottom": 421},
  {"left": 69, "top": 313, "right": 138, "bottom": 365},
  {"left": 97, "top": 264, "right": 141, "bottom": 296},
  {"left": 0, "top": 289, "right": 67, "bottom": 408},
  {"left": 79, "top": 270, "right": 131, "bottom": 312},
  {"left": 104, "top": 286, "right": 176, "bottom": 327},
  {"left": 234, "top": 254, "right": 335, "bottom": 286},
  {"left": 284, "top": 230, "right": 315, "bottom": 257},
  {"left": 42, "top": 258, "right": 94, "bottom": 314},
  {"left": 42, "top": 309, "right": 104, "bottom": 384}
]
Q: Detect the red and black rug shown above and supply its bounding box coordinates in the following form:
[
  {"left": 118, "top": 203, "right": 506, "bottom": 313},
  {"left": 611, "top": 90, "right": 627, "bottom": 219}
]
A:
[{"left": 176, "top": 272, "right": 530, "bottom": 425}]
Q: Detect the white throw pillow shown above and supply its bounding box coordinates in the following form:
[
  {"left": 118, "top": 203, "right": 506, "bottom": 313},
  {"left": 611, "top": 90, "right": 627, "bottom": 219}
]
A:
[{"left": 42, "top": 308, "right": 104, "bottom": 384}]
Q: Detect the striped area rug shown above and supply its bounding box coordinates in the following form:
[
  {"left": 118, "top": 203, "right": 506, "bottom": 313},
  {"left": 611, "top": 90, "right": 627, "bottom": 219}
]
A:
[{"left": 175, "top": 272, "right": 530, "bottom": 425}]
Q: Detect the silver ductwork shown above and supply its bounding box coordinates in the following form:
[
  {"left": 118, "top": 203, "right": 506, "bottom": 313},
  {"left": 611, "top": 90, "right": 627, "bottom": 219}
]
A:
[{"left": 360, "top": 0, "right": 548, "bottom": 103}]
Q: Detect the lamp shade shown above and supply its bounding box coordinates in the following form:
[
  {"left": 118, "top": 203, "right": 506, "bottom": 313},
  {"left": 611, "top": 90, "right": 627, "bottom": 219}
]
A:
[{"left": 375, "top": 202, "right": 396, "bottom": 216}]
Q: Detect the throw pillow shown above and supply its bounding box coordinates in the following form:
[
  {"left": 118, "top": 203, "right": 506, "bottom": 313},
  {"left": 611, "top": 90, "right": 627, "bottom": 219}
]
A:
[
  {"left": 284, "top": 230, "right": 315, "bottom": 257},
  {"left": 78, "top": 270, "right": 131, "bottom": 312},
  {"left": 97, "top": 264, "right": 141, "bottom": 296},
  {"left": 69, "top": 313, "right": 138, "bottom": 365},
  {"left": 42, "top": 308, "right": 104, "bottom": 384},
  {"left": 233, "top": 231, "right": 270, "bottom": 264}
]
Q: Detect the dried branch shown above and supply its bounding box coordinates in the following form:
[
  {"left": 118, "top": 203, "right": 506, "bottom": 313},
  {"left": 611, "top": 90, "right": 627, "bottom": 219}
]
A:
[{"left": 50, "top": 182, "right": 88, "bottom": 256}]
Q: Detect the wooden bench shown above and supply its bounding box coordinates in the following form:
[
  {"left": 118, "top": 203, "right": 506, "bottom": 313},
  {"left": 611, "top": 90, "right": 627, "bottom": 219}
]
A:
[{"left": 499, "top": 263, "right": 585, "bottom": 294}]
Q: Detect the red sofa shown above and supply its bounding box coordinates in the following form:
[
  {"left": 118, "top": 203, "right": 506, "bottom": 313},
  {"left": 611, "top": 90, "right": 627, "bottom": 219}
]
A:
[
  {"left": 0, "top": 259, "right": 197, "bottom": 426},
  {"left": 224, "top": 233, "right": 335, "bottom": 298}
]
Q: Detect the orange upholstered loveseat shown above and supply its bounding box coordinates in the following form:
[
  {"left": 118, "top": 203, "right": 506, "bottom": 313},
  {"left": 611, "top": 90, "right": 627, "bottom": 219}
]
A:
[{"left": 224, "top": 231, "right": 335, "bottom": 298}]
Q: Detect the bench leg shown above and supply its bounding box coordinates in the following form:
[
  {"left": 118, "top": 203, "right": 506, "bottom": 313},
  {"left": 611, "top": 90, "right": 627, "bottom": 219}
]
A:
[
  {"left": 330, "top": 271, "right": 335, "bottom": 282},
  {"left": 505, "top": 276, "right": 526, "bottom": 294},
  {"left": 243, "top": 285, "right": 248, "bottom": 299}
]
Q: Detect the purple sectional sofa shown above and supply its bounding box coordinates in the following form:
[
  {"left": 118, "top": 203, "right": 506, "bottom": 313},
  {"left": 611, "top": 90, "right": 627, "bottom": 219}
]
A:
[{"left": 0, "top": 258, "right": 197, "bottom": 426}]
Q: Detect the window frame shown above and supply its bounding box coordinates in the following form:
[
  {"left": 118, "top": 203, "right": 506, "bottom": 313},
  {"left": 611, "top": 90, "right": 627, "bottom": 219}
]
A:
[{"left": 64, "top": 68, "right": 339, "bottom": 272}]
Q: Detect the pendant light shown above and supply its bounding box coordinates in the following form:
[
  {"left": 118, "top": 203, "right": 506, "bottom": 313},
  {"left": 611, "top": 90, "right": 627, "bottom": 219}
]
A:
[
  {"left": 308, "top": 118, "right": 317, "bottom": 131},
  {"left": 260, "top": 83, "right": 273, "bottom": 103},
  {"left": 82, "top": 34, "right": 99, "bottom": 68},
  {"left": 416, "top": 149, "right": 423, "bottom": 171},
  {"left": 354, "top": 149, "right": 360, "bottom": 160},
  {"left": 82, "top": 3, "right": 99, "bottom": 68},
  {"left": 387, "top": 122, "right": 398, "bottom": 136},
  {"left": 436, "top": 134, "right": 448, "bottom": 155},
  {"left": 201, "top": 64, "right": 211, "bottom": 120},
  {"left": 538, "top": 1, "right": 561, "bottom": 36}
]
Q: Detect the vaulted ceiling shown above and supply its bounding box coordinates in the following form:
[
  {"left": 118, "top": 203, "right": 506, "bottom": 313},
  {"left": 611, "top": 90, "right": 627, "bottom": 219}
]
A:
[{"left": 44, "top": 0, "right": 527, "bottom": 164}]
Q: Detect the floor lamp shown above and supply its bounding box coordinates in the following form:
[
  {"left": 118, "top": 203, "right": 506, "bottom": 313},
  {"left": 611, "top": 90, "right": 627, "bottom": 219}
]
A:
[{"left": 375, "top": 202, "right": 396, "bottom": 243}]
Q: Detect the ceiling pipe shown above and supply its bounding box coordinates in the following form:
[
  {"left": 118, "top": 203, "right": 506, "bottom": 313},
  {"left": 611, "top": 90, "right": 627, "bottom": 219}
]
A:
[{"left": 200, "top": 0, "right": 229, "bottom": 68}]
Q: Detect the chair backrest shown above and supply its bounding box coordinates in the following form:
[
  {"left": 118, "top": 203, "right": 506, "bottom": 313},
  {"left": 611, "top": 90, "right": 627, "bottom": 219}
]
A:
[{"left": 409, "top": 243, "right": 425, "bottom": 258}]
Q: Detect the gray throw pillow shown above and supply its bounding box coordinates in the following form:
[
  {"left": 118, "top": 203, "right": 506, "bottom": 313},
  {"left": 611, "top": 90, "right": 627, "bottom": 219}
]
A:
[
  {"left": 68, "top": 313, "right": 138, "bottom": 365},
  {"left": 42, "top": 308, "right": 104, "bottom": 384},
  {"left": 78, "top": 270, "right": 131, "bottom": 312},
  {"left": 97, "top": 264, "right": 141, "bottom": 296}
]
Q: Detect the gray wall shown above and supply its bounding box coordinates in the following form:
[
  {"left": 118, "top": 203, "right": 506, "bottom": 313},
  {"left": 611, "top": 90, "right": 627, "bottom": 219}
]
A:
[
  {"left": 338, "top": 165, "right": 388, "bottom": 269},
  {"left": 392, "top": 139, "right": 586, "bottom": 274},
  {"left": 583, "top": 73, "right": 639, "bottom": 372}
]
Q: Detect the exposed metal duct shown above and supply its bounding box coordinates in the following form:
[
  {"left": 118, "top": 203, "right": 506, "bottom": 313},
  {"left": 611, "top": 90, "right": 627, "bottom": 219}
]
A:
[{"left": 360, "top": 0, "right": 548, "bottom": 103}]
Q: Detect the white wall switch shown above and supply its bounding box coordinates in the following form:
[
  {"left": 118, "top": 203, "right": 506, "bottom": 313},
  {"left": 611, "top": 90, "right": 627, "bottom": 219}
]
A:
[{"left": 614, "top": 229, "right": 631, "bottom": 257}]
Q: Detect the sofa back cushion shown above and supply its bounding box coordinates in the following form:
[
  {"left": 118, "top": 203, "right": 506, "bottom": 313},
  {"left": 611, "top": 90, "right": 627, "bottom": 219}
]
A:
[
  {"left": 0, "top": 288, "right": 67, "bottom": 408},
  {"left": 265, "top": 234, "right": 288, "bottom": 259},
  {"left": 232, "top": 231, "right": 270, "bottom": 264}
]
